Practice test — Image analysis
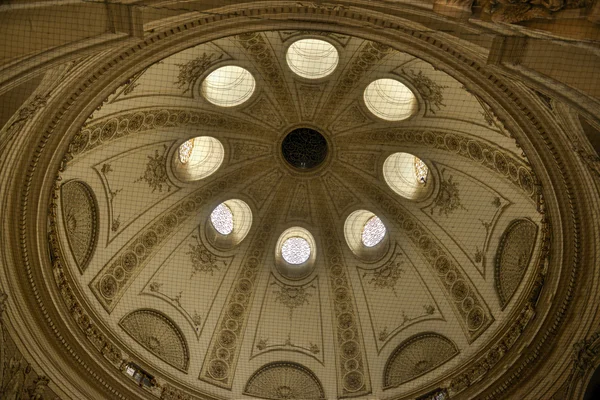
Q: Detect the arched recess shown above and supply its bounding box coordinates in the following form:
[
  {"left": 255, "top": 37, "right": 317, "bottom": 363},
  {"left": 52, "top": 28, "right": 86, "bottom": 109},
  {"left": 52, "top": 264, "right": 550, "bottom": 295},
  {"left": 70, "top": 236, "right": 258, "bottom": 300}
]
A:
[
  {"left": 384, "top": 332, "right": 458, "bottom": 389},
  {"left": 494, "top": 219, "right": 538, "bottom": 309},
  {"left": 60, "top": 180, "right": 99, "bottom": 273},
  {"left": 244, "top": 361, "right": 326, "bottom": 400},
  {"left": 119, "top": 309, "right": 190, "bottom": 372}
]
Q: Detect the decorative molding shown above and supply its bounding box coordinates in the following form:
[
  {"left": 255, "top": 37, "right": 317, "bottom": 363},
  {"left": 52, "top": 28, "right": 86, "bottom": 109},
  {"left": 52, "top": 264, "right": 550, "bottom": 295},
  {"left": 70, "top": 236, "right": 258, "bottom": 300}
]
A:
[
  {"left": 134, "top": 144, "right": 172, "bottom": 193},
  {"left": 312, "top": 180, "right": 372, "bottom": 397},
  {"left": 495, "top": 219, "right": 538, "bottom": 308},
  {"left": 337, "top": 128, "right": 539, "bottom": 201},
  {"left": 235, "top": 32, "right": 298, "bottom": 123},
  {"left": 175, "top": 52, "right": 224, "bottom": 95},
  {"left": 199, "top": 184, "right": 289, "bottom": 388},
  {"left": 67, "top": 108, "right": 266, "bottom": 161},
  {"left": 120, "top": 309, "right": 190, "bottom": 372},
  {"left": 60, "top": 180, "right": 99, "bottom": 273},
  {"left": 384, "top": 332, "right": 459, "bottom": 388},
  {"left": 400, "top": 69, "right": 447, "bottom": 114},
  {"left": 321, "top": 172, "right": 358, "bottom": 217},
  {"left": 337, "top": 165, "right": 494, "bottom": 342},
  {"left": 0, "top": 290, "right": 58, "bottom": 399},
  {"left": 89, "top": 158, "right": 272, "bottom": 312},
  {"left": 429, "top": 168, "right": 466, "bottom": 217},
  {"left": 244, "top": 362, "right": 325, "bottom": 400}
]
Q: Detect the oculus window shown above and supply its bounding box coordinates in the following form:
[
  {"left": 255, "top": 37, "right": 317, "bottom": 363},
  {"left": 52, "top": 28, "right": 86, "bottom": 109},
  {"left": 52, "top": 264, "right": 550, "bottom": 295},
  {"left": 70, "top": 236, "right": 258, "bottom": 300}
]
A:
[
  {"left": 286, "top": 38, "right": 339, "bottom": 79},
  {"left": 364, "top": 78, "right": 417, "bottom": 121},
  {"left": 201, "top": 66, "right": 255, "bottom": 107}
]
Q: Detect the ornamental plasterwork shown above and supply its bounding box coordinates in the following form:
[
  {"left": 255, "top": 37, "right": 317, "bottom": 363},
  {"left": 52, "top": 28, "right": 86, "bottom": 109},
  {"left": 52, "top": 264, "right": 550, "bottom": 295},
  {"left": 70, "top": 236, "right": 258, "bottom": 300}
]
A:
[
  {"left": 235, "top": 32, "right": 298, "bottom": 123},
  {"left": 321, "top": 173, "right": 358, "bottom": 217},
  {"left": 98, "top": 163, "right": 122, "bottom": 232},
  {"left": 430, "top": 169, "right": 466, "bottom": 217},
  {"left": 495, "top": 219, "right": 538, "bottom": 308},
  {"left": 317, "top": 40, "right": 393, "bottom": 123},
  {"left": 358, "top": 250, "right": 443, "bottom": 352},
  {"left": 400, "top": 69, "right": 448, "bottom": 114},
  {"left": 60, "top": 180, "right": 99, "bottom": 273},
  {"left": 295, "top": 82, "right": 325, "bottom": 120},
  {"left": 119, "top": 309, "right": 190, "bottom": 372},
  {"left": 338, "top": 151, "right": 379, "bottom": 177},
  {"left": 311, "top": 180, "right": 372, "bottom": 397},
  {"left": 0, "top": 290, "right": 58, "bottom": 399},
  {"left": 286, "top": 183, "right": 312, "bottom": 223},
  {"left": 244, "top": 362, "right": 326, "bottom": 400},
  {"left": 337, "top": 128, "right": 539, "bottom": 200},
  {"left": 199, "top": 184, "right": 290, "bottom": 388},
  {"left": 89, "top": 158, "right": 273, "bottom": 312},
  {"left": 337, "top": 164, "right": 493, "bottom": 342},
  {"left": 228, "top": 139, "right": 271, "bottom": 164},
  {"left": 175, "top": 52, "right": 224, "bottom": 95},
  {"left": 278, "top": 30, "right": 351, "bottom": 46},
  {"left": 134, "top": 145, "right": 172, "bottom": 193},
  {"left": 1, "top": 94, "right": 49, "bottom": 150},
  {"left": 384, "top": 333, "right": 459, "bottom": 388},
  {"left": 187, "top": 234, "right": 227, "bottom": 277},
  {"left": 69, "top": 109, "right": 268, "bottom": 160},
  {"left": 243, "top": 169, "right": 285, "bottom": 209},
  {"left": 330, "top": 104, "right": 371, "bottom": 134},
  {"left": 242, "top": 96, "right": 284, "bottom": 128},
  {"left": 143, "top": 231, "right": 234, "bottom": 337}
]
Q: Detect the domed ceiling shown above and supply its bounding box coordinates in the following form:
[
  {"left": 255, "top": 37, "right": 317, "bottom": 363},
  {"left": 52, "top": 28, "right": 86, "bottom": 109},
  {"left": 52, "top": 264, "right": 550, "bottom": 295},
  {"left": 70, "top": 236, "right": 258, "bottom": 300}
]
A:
[{"left": 50, "top": 29, "right": 547, "bottom": 399}]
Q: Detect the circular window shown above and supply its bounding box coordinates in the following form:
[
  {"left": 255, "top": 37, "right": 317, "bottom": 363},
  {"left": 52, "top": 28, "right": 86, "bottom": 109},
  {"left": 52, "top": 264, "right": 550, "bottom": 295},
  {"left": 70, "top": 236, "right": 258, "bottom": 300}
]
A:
[
  {"left": 286, "top": 38, "right": 339, "bottom": 79},
  {"left": 364, "top": 78, "right": 417, "bottom": 121},
  {"left": 362, "top": 216, "right": 386, "bottom": 247},
  {"left": 173, "top": 136, "right": 224, "bottom": 182},
  {"left": 201, "top": 66, "right": 255, "bottom": 107},
  {"left": 383, "top": 153, "right": 433, "bottom": 201},
  {"left": 210, "top": 203, "right": 234, "bottom": 235},
  {"left": 205, "top": 199, "right": 252, "bottom": 249},
  {"left": 281, "top": 127, "right": 328, "bottom": 170},
  {"left": 275, "top": 227, "right": 317, "bottom": 279},
  {"left": 345, "top": 210, "right": 389, "bottom": 261},
  {"left": 281, "top": 237, "right": 311, "bottom": 265}
]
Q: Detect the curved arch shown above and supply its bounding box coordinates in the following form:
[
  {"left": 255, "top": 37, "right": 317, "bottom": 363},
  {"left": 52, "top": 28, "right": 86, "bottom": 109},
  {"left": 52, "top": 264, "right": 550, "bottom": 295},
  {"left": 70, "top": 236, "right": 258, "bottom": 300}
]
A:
[
  {"left": 244, "top": 361, "right": 325, "bottom": 400},
  {"left": 119, "top": 309, "right": 190, "bottom": 372},
  {"left": 384, "top": 332, "right": 458, "bottom": 389},
  {"left": 60, "top": 180, "right": 99, "bottom": 273}
]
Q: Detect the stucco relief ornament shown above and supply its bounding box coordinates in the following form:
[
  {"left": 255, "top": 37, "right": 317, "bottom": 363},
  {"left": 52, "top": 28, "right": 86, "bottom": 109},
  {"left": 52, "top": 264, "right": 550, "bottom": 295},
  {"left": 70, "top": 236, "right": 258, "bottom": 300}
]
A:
[
  {"left": 175, "top": 52, "right": 223, "bottom": 94},
  {"left": 401, "top": 69, "right": 447, "bottom": 114},
  {"left": 482, "top": 0, "right": 589, "bottom": 23},
  {"left": 134, "top": 145, "right": 171, "bottom": 193},
  {"left": 187, "top": 235, "right": 226, "bottom": 277},
  {"left": 365, "top": 260, "right": 405, "bottom": 296},
  {"left": 431, "top": 169, "right": 467, "bottom": 216},
  {"left": 273, "top": 285, "right": 312, "bottom": 319}
]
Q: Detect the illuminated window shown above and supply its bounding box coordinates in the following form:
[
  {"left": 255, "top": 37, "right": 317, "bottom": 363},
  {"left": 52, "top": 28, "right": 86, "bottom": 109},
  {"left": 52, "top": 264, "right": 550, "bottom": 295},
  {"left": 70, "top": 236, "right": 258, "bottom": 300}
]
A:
[
  {"left": 414, "top": 156, "right": 429, "bottom": 184},
  {"left": 173, "top": 136, "right": 224, "bottom": 182},
  {"left": 210, "top": 203, "right": 234, "bottom": 235},
  {"left": 286, "top": 38, "right": 339, "bottom": 79},
  {"left": 362, "top": 216, "right": 386, "bottom": 247},
  {"left": 201, "top": 66, "right": 255, "bottom": 107},
  {"left": 383, "top": 152, "right": 433, "bottom": 201},
  {"left": 178, "top": 138, "right": 194, "bottom": 164},
  {"left": 282, "top": 237, "right": 311, "bottom": 265},
  {"left": 364, "top": 78, "right": 417, "bottom": 121}
]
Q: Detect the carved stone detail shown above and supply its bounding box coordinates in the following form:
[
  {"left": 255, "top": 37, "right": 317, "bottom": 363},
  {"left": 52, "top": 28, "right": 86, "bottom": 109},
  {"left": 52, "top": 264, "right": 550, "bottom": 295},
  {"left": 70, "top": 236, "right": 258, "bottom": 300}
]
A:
[
  {"left": 120, "top": 309, "right": 189, "bottom": 371},
  {"left": 481, "top": 0, "right": 589, "bottom": 23},
  {"left": 384, "top": 333, "right": 458, "bottom": 388},
  {"left": 68, "top": 109, "right": 267, "bottom": 161},
  {"left": 244, "top": 362, "right": 325, "bottom": 400},
  {"left": 89, "top": 159, "right": 273, "bottom": 312},
  {"left": 495, "top": 219, "right": 538, "bottom": 308},
  {"left": 60, "top": 180, "right": 99, "bottom": 273}
]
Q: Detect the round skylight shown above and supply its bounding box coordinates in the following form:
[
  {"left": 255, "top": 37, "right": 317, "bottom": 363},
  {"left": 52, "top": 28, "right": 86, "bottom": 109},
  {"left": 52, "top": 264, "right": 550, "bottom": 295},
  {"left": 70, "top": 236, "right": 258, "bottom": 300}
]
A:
[
  {"left": 361, "top": 216, "right": 386, "bottom": 247},
  {"left": 286, "top": 38, "right": 339, "bottom": 79},
  {"left": 364, "top": 78, "right": 417, "bottom": 121},
  {"left": 201, "top": 66, "right": 255, "bottom": 107},
  {"left": 383, "top": 152, "right": 433, "bottom": 200},
  {"left": 210, "top": 203, "right": 234, "bottom": 235},
  {"left": 281, "top": 237, "right": 311, "bottom": 265},
  {"left": 173, "top": 136, "right": 224, "bottom": 182}
]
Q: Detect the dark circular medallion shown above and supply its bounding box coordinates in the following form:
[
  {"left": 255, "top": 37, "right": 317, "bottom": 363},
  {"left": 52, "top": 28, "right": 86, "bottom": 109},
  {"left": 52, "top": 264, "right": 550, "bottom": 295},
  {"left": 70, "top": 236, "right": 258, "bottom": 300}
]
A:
[{"left": 281, "top": 128, "right": 328, "bottom": 169}]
